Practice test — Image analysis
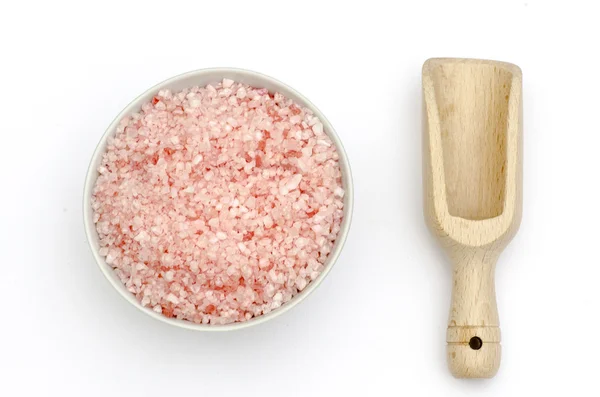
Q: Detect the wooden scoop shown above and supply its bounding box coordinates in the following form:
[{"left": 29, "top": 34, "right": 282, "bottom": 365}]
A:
[{"left": 422, "top": 58, "right": 523, "bottom": 378}]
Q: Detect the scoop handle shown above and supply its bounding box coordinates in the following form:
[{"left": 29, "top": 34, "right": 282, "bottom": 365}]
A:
[{"left": 447, "top": 250, "right": 501, "bottom": 378}]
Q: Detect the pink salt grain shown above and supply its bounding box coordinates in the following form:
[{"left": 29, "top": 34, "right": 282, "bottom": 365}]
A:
[{"left": 92, "top": 79, "right": 344, "bottom": 325}]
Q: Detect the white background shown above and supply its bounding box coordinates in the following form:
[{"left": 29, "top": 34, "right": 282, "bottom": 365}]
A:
[{"left": 1, "top": 0, "right": 599, "bottom": 395}]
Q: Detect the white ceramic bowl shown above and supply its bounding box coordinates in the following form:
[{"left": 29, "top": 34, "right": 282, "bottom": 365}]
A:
[{"left": 83, "top": 68, "right": 354, "bottom": 331}]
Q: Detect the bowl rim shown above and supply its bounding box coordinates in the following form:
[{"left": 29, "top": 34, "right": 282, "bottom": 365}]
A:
[{"left": 83, "top": 67, "right": 354, "bottom": 331}]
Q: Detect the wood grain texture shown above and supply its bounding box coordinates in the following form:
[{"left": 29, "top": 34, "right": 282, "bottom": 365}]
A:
[{"left": 422, "top": 58, "right": 522, "bottom": 378}]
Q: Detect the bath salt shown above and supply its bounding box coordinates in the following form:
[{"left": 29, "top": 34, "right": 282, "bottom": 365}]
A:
[{"left": 91, "top": 79, "right": 344, "bottom": 325}]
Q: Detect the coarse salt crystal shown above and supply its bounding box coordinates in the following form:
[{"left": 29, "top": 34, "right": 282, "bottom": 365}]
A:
[
  {"left": 312, "top": 123, "right": 324, "bottom": 135},
  {"left": 193, "top": 154, "right": 203, "bottom": 165},
  {"left": 216, "top": 231, "right": 227, "bottom": 240},
  {"left": 286, "top": 174, "right": 303, "bottom": 191},
  {"left": 264, "top": 283, "right": 276, "bottom": 297},
  {"left": 263, "top": 215, "right": 273, "bottom": 228},
  {"left": 166, "top": 293, "right": 179, "bottom": 304},
  {"left": 134, "top": 231, "right": 149, "bottom": 242},
  {"left": 259, "top": 258, "right": 269, "bottom": 268},
  {"left": 311, "top": 224, "right": 324, "bottom": 234},
  {"left": 296, "top": 277, "right": 307, "bottom": 290}
]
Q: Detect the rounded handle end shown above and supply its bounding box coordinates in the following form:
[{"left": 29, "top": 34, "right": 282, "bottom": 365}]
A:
[{"left": 447, "top": 326, "right": 501, "bottom": 378}]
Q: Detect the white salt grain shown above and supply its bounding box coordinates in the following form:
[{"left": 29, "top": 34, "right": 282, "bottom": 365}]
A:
[
  {"left": 166, "top": 293, "right": 180, "bottom": 304},
  {"left": 193, "top": 154, "right": 203, "bottom": 165},
  {"left": 222, "top": 78, "right": 234, "bottom": 88}
]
